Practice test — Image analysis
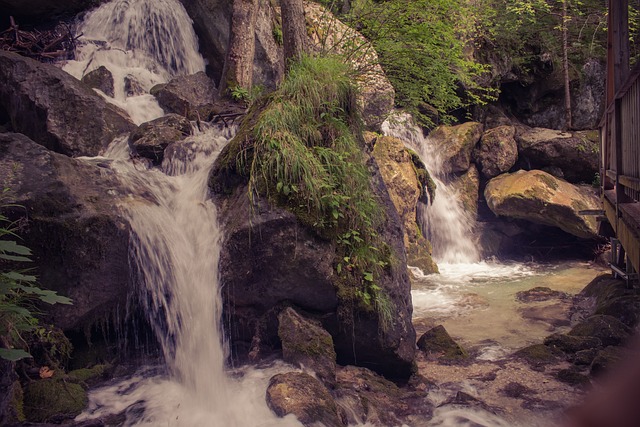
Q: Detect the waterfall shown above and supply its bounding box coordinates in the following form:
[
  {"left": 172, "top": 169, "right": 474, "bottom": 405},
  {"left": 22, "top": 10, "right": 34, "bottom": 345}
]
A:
[
  {"left": 381, "top": 113, "right": 480, "bottom": 264},
  {"left": 67, "top": 1, "right": 304, "bottom": 425},
  {"left": 63, "top": 0, "right": 205, "bottom": 124}
]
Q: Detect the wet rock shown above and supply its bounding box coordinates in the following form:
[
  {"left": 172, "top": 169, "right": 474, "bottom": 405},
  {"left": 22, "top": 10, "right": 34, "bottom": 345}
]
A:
[
  {"left": 124, "top": 75, "right": 145, "bottom": 97},
  {"left": 572, "top": 348, "right": 599, "bottom": 366},
  {"left": 473, "top": 125, "right": 518, "bottom": 179},
  {"left": 544, "top": 333, "right": 602, "bottom": 354},
  {"left": 568, "top": 315, "right": 632, "bottom": 347},
  {"left": 516, "top": 287, "right": 568, "bottom": 303},
  {"left": 514, "top": 344, "right": 563, "bottom": 368},
  {"left": 23, "top": 379, "right": 87, "bottom": 422},
  {"left": 555, "top": 367, "right": 591, "bottom": 387},
  {"left": 484, "top": 169, "right": 600, "bottom": 239},
  {"left": 129, "top": 114, "right": 193, "bottom": 165},
  {"left": 417, "top": 325, "right": 467, "bottom": 361},
  {"left": 590, "top": 346, "right": 625, "bottom": 376},
  {"left": 266, "top": 372, "right": 344, "bottom": 427},
  {"left": 429, "top": 122, "right": 483, "bottom": 173},
  {"left": 151, "top": 71, "right": 217, "bottom": 117},
  {"left": 501, "top": 382, "right": 537, "bottom": 398},
  {"left": 515, "top": 127, "right": 599, "bottom": 184},
  {"left": 0, "top": 132, "right": 131, "bottom": 331},
  {"left": 0, "top": 0, "right": 97, "bottom": 19},
  {"left": 371, "top": 133, "right": 437, "bottom": 273},
  {"left": 278, "top": 307, "right": 337, "bottom": 386},
  {"left": 0, "top": 51, "right": 134, "bottom": 157},
  {"left": 81, "top": 66, "right": 115, "bottom": 98},
  {"left": 580, "top": 274, "right": 640, "bottom": 328},
  {"left": 450, "top": 164, "right": 480, "bottom": 219}
]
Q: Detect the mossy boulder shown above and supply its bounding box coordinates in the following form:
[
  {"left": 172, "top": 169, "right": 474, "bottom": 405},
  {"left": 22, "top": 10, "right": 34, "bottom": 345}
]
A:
[
  {"left": 23, "top": 379, "right": 87, "bottom": 422},
  {"left": 473, "top": 125, "right": 518, "bottom": 179},
  {"left": 266, "top": 372, "right": 344, "bottom": 427},
  {"left": 590, "top": 346, "right": 626, "bottom": 376},
  {"left": 543, "top": 333, "right": 602, "bottom": 354},
  {"left": 278, "top": 307, "right": 337, "bottom": 386},
  {"left": 516, "top": 287, "right": 568, "bottom": 303},
  {"left": 484, "top": 169, "right": 599, "bottom": 239},
  {"left": 514, "top": 344, "right": 563, "bottom": 367},
  {"left": 67, "top": 364, "right": 108, "bottom": 387},
  {"left": 370, "top": 133, "right": 437, "bottom": 274},
  {"left": 555, "top": 368, "right": 591, "bottom": 387},
  {"left": 417, "top": 325, "right": 467, "bottom": 361},
  {"left": 568, "top": 315, "right": 632, "bottom": 347},
  {"left": 515, "top": 127, "right": 599, "bottom": 184},
  {"left": 429, "top": 122, "right": 483, "bottom": 173},
  {"left": 129, "top": 114, "right": 193, "bottom": 165},
  {"left": 579, "top": 274, "right": 640, "bottom": 328}
]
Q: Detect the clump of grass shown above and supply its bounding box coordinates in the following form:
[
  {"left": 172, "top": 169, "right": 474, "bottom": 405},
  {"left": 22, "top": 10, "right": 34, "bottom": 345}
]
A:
[{"left": 232, "top": 55, "right": 393, "bottom": 318}]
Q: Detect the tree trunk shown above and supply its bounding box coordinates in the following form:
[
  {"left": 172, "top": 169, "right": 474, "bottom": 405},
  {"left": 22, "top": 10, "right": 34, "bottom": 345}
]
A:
[
  {"left": 562, "top": 0, "right": 572, "bottom": 130},
  {"left": 219, "top": 0, "right": 259, "bottom": 98},
  {"left": 281, "top": 0, "right": 309, "bottom": 71}
]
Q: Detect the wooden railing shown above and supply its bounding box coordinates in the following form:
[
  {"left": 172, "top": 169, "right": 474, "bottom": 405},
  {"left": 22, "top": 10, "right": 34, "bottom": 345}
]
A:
[{"left": 600, "top": 62, "right": 640, "bottom": 278}]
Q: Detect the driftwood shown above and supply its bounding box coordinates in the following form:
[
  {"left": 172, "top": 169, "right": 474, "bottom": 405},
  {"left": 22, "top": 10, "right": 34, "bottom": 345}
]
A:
[{"left": 0, "top": 16, "right": 78, "bottom": 62}]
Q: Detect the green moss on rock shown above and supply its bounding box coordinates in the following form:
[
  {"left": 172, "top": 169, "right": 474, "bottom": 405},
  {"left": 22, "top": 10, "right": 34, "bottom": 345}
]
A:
[
  {"left": 24, "top": 379, "right": 87, "bottom": 422},
  {"left": 417, "top": 325, "right": 467, "bottom": 360}
]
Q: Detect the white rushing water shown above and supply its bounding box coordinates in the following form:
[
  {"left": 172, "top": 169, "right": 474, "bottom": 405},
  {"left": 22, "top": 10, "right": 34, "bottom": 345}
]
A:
[
  {"left": 63, "top": 0, "right": 205, "bottom": 124},
  {"left": 381, "top": 113, "right": 480, "bottom": 264}
]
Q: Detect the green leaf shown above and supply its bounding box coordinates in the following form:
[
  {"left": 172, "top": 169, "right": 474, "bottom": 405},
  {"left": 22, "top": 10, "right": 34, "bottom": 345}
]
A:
[
  {"left": 337, "top": 263, "right": 342, "bottom": 274},
  {"left": 0, "top": 254, "right": 32, "bottom": 262},
  {"left": 0, "top": 240, "right": 31, "bottom": 256},
  {"left": 0, "top": 348, "right": 32, "bottom": 361},
  {"left": 363, "top": 272, "right": 374, "bottom": 282},
  {"left": 2, "top": 271, "right": 36, "bottom": 282},
  {"left": 276, "top": 181, "right": 283, "bottom": 193},
  {"left": 37, "top": 290, "right": 73, "bottom": 305}
]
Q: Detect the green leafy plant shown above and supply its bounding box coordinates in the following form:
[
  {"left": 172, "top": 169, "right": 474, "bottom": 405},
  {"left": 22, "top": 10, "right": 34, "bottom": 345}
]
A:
[
  {"left": 0, "top": 200, "right": 72, "bottom": 361},
  {"left": 230, "top": 55, "right": 394, "bottom": 320}
]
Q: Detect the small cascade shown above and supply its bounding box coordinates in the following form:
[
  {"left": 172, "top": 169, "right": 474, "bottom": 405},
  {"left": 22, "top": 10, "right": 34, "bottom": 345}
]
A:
[
  {"left": 63, "top": 0, "right": 205, "bottom": 124},
  {"left": 381, "top": 112, "right": 480, "bottom": 264}
]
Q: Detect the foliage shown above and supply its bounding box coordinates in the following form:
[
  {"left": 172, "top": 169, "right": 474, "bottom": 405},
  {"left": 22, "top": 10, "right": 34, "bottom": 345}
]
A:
[
  {"left": 232, "top": 55, "right": 393, "bottom": 317},
  {"left": 0, "top": 199, "right": 72, "bottom": 361},
  {"left": 323, "top": 0, "right": 496, "bottom": 128}
]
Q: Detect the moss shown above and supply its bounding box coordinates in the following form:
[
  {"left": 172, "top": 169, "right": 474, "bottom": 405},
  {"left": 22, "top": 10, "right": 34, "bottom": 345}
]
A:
[
  {"left": 407, "top": 148, "right": 436, "bottom": 203},
  {"left": 24, "top": 379, "right": 87, "bottom": 422},
  {"left": 536, "top": 173, "right": 559, "bottom": 191},
  {"left": 515, "top": 344, "right": 562, "bottom": 366},
  {"left": 417, "top": 325, "right": 468, "bottom": 360},
  {"left": 9, "top": 380, "right": 25, "bottom": 422},
  {"left": 67, "top": 364, "right": 108, "bottom": 385}
]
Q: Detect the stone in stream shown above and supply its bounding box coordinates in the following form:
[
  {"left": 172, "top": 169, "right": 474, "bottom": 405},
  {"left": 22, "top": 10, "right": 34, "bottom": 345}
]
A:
[
  {"left": 266, "top": 372, "right": 345, "bottom": 427},
  {"left": 151, "top": 71, "right": 217, "bottom": 116},
  {"left": 129, "top": 114, "right": 193, "bottom": 165},
  {"left": 484, "top": 169, "right": 600, "bottom": 239},
  {"left": 0, "top": 51, "right": 135, "bottom": 157},
  {"left": 278, "top": 307, "right": 337, "bottom": 387},
  {"left": 514, "top": 344, "right": 564, "bottom": 369},
  {"left": 516, "top": 287, "right": 569, "bottom": 303},
  {"left": 417, "top": 325, "right": 468, "bottom": 361},
  {"left": 543, "top": 333, "right": 602, "bottom": 354},
  {"left": 568, "top": 315, "right": 632, "bottom": 347},
  {"left": 81, "top": 66, "right": 115, "bottom": 98}
]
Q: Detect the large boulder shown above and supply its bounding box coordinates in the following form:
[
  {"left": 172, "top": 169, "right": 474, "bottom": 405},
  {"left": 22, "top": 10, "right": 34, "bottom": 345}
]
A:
[
  {"left": 81, "top": 66, "right": 115, "bottom": 98},
  {"left": 473, "top": 125, "right": 518, "bottom": 179},
  {"left": 515, "top": 127, "right": 599, "bottom": 184},
  {"left": 370, "top": 134, "right": 436, "bottom": 273},
  {"left": 429, "top": 122, "right": 483, "bottom": 173},
  {"left": 266, "top": 372, "right": 344, "bottom": 427},
  {"left": 305, "top": 2, "right": 394, "bottom": 130},
  {"left": 151, "top": 72, "right": 217, "bottom": 116},
  {"left": 278, "top": 307, "right": 337, "bottom": 387},
  {"left": 0, "top": 52, "right": 135, "bottom": 157},
  {"left": 484, "top": 170, "right": 599, "bottom": 239},
  {"left": 0, "top": 132, "right": 131, "bottom": 331}
]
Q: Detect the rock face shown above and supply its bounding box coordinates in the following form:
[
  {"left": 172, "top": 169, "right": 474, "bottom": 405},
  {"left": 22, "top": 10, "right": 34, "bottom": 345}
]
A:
[
  {"left": 429, "top": 122, "right": 483, "bottom": 173},
  {"left": 473, "top": 125, "right": 517, "bottom": 178},
  {"left": 0, "top": 132, "right": 131, "bottom": 331},
  {"left": 515, "top": 127, "right": 599, "bottom": 184},
  {"left": 266, "top": 372, "right": 344, "bottom": 427},
  {"left": 278, "top": 308, "right": 337, "bottom": 386},
  {"left": 371, "top": 134, "right": 436, "bottom": 273},
  {"left": 484, "top": 170, "right": 599, "bottom": 239},
  {"left": 129, "top": 114, "right": 193, "bottom": 164},
  {"left": 151, "top": 72, "right": 217, "bottom": 116},
  {"left": 0, "top": 52, "right": 135, "bottom": 157},
  {"left": 450, "top": 164, "right": 480, "bottom": 219}
]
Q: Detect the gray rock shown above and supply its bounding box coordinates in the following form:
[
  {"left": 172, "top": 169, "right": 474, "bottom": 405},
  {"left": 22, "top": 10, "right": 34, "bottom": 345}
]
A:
[
  {"left": 0, "top": 132, "right": 131, "bottom": 331},
  {"left": 0, "top": 52, "right": 134, "bottom": 157},
  {"left": 417, "top": 325, "right": 467, "bottom": 360},
  {"left": 568, "top": 315, "right": 632, "bottom": 347},
  {"left": 129, "top": 114, "right": 192, "bottom": 165},
  {"left": 473, "top": 125, "right": 517, "bottom": 178},
  {"left": 266, "top": 372, "right": 344, "bottom": 427},
  {"left": 429, "top": 122, "right": 483, "bottom": 173},
  {"left": 81, "top": 66, "right": 115, "bottom": 98},
  {"left": 515, "top": 126, "right": 599, "bottom": 184},
  {"left": 124, "top": 75, "right": 145, "bottom": 97},
  {"left": 278, "top": 307, "right": 337, "bottom": 387},
  {"left": 151, "top": 72, "right": 217, "bottom": 116}
]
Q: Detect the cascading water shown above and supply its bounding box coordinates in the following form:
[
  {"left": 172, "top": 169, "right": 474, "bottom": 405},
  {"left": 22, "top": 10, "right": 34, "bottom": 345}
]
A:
[
  {"left": 63, "top": 0, "right": 205, "bottom": 124},
  {"left": 381, "top": 113, "right": 479, "bottom": 264},
  {"left": 65, "top": 1, "right": 304, "bottom": 425}
]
